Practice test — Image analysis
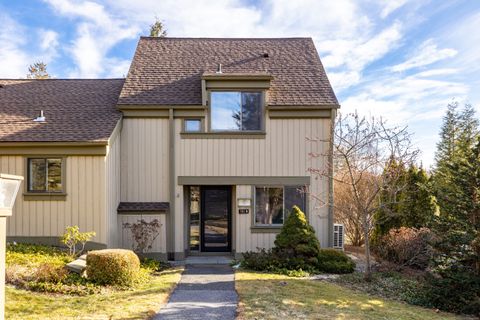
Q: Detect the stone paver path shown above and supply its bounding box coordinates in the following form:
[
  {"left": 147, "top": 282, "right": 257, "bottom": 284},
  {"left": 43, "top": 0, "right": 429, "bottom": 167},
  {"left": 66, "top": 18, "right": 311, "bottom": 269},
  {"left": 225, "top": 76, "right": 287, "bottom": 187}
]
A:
[{"left": 154, "top": 264, "right": 238, "bottom": 320}]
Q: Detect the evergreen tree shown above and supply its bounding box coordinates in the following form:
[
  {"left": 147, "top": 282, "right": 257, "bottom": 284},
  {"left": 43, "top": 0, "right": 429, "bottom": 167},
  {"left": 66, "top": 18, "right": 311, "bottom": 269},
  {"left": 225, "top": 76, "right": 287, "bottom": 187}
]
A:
[
  {"left": 427, "top": 104, "right": 480, "bottom": 314},
  {"left": 149, "top": 18, "right": 167, "bottom": 37},
  {"left": 399, "top": 165, "right": 438, "bottom": 228},
  {"left": 434, "top": 103, "right": 479, "bottom": 217},
  {"left": 372, "top": 158, "right": 407, "bottom": 239},
  {"left": 273, "top": 206, "right": 321, "bottom": 270},
  {"left": 27, "top": 62, "right": 50, "bottom": 79}
]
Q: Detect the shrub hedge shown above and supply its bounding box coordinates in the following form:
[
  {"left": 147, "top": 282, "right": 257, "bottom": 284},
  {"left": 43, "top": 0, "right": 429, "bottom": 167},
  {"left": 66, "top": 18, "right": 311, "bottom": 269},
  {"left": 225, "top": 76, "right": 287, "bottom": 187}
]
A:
[
  {"left": 86, "top": 249, "right": 141, "bottom": 287},
  {"left": 241, "top": 206, "right": 355, "bottom": 275},
  {"left": 317, "top": 249, "right": 356, "bottom": 274}
]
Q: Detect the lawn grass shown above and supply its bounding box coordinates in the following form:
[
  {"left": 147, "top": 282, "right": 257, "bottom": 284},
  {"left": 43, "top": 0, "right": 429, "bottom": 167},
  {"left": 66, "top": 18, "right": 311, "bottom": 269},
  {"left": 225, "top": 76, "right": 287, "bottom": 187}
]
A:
[
  {"left": 235, "top": 270, "right": 468, "bottom": 320},
  {"left": 6, "top": 267, "right": 183, "bottom": 320}
]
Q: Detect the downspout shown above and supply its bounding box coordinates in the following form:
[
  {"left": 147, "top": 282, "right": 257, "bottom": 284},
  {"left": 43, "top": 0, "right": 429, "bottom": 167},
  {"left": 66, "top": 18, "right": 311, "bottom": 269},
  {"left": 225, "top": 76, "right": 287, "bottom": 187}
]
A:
[
  {"left": 168, "top": 108, "right": 176, "bottom": 259},
  {"left": 328, "top": 108, "right": 336, "bottom": 248}
]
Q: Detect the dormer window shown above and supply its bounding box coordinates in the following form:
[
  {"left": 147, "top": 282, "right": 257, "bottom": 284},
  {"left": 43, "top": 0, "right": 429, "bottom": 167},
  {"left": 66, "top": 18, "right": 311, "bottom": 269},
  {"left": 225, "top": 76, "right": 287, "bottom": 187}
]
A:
[{"left": 210, "top": 91, "right": 263, "bottom": 131}]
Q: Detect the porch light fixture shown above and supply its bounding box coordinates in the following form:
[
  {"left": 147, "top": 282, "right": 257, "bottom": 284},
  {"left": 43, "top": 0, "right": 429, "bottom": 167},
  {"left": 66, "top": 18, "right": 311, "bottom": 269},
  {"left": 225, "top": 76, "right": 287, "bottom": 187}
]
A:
[
  {"left": 0, "top": 174, "right": 23, "bottom": 215},
  {"left": 0, "top": 173, "right": 23, "bottom": 320}
]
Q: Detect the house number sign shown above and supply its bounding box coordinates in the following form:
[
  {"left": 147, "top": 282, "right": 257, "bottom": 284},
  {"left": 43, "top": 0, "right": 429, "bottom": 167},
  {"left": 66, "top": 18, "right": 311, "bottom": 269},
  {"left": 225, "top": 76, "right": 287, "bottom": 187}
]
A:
[{"left": 239, "top": 208, "right": 250, "bottom": 214}]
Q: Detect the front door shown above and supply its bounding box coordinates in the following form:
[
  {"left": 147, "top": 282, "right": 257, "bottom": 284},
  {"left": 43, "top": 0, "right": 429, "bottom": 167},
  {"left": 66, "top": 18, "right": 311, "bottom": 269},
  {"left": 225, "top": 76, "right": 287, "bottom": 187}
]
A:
[{"left": 200, "top": 186, "right": 232, "bottom": 252}]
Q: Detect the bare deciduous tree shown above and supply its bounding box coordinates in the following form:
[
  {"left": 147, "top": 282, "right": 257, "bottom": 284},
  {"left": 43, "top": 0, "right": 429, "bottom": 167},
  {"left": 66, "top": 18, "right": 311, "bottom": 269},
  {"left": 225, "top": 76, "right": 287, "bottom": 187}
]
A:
[
  {"left": 308, "top": 111, "right": 418, "bottom": 280},
  {"left": 334, "top": 170, "right": 376, "bottom": 246}
]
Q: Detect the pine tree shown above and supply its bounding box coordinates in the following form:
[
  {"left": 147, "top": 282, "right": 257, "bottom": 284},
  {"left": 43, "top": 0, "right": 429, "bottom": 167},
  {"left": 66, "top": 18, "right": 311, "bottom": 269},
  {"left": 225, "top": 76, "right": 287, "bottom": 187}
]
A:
[
  {"left": 399, "top": 165, "right": 438, "bottom": 228},
  {"left": 433, "top": 102, "right": 461, "bottom": 215},
  {"left": 372, "top": 158, "right": 407, "bottom": 239},
  {"left": 27, "top": 62, "right": 50, "bottom": 79},
  {"left": 273, "top": 206, "right": 321, "bottom": 270},
  {"left": 149, "top": 18, "right": 167, "bottom": 37},
  {"left": 427, "top": 104, "right": 480, "bottom": 314}
]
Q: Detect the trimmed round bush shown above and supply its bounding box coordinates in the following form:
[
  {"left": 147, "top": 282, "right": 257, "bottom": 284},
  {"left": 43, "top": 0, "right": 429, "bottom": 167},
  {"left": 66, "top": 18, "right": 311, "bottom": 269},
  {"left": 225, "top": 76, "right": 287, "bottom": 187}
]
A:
[
  {"left": 317, "top": 249, "right": 355, "bottom": 274},
  {"left": 86, "top": 249, "right": 140, "bottom": 286}
]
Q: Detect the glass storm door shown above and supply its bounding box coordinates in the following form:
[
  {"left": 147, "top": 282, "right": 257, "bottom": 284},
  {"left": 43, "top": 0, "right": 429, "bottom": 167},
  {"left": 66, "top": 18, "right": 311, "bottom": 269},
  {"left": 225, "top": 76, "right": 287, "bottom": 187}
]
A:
[{"left": 200, "top": 186, "right": 232, "bottom": 252}]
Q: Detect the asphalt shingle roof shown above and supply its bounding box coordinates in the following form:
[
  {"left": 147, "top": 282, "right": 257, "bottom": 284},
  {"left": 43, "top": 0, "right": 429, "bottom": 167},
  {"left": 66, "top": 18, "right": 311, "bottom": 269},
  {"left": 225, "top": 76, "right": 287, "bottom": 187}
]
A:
[
  {"left": 0, "top": 79, "right": 124, "bottom": 143},
  {"left": 118, "top": 37, "right": 338, "bottom": 107}
]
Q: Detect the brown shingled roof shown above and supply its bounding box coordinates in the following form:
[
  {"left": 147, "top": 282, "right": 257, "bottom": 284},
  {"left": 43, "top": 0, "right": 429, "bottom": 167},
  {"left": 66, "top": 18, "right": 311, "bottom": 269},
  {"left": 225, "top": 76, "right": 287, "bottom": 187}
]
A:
[
  {"left": 118, "top": 37, "right": 338, "bottom": 107},
  {"left": 0, "top": 79, "right": 124, "bottom": 143}
]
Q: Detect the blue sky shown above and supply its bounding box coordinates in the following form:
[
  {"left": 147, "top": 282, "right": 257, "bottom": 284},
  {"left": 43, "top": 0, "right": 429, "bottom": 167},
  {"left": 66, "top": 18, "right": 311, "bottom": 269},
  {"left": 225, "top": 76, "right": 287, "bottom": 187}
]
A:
[{"left": 1, "top": 0, "right": 479, "bottom": 167}]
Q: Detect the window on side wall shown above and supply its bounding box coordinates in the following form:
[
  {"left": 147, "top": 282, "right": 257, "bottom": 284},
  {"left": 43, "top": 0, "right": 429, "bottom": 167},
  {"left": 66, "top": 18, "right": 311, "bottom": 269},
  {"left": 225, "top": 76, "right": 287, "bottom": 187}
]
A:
[
  {"left": 27, "top": 158, "right": 64, "bottom": 193},
  {"left": 210, "top": 91, "right": 263, "bottom": 131},
  {"left": 254, "top": 185, "right": 307, "bottom": 226},
  {"left": 184, "top": 119, "right": 202, "bottom": 132}
]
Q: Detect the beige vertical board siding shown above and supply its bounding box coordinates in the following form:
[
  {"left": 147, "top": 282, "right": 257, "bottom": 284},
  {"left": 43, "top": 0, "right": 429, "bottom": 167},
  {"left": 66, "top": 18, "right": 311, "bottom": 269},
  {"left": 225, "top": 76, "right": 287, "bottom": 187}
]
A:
[
  {"left": 120, "top": 118, "right": 170, "bottom": 202},
  {"left": 173, "top": 121, "right": 184, "bottom": 253},
  {"left": 0, "top": 155, "right": 108, "bottom": 244},
  {"left": 177, "top": 117, "right": 331, "bottom": 251},
  {"left": 106, "top": 132, "right": 121, "bottom": 247},
  {"left": 117, "top": 214, "right": 167, "bottom": 253}
]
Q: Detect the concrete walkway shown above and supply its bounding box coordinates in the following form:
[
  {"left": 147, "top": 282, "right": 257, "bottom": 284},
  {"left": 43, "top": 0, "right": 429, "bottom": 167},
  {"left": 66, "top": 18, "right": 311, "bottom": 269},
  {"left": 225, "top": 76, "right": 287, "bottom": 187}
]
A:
[{"left": 154, "top": 265, "right": 238, "bottom": 320}]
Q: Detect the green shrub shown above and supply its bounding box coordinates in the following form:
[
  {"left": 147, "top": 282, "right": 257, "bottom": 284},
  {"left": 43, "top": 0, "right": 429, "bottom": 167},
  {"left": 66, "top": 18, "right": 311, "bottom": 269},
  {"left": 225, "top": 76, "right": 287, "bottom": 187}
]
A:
[
  {"left": 241, "top": 249, "right": 279, "bottom": 272},
  {"left": 273, "top": 206, "right": 321, "bottom": 271},
  {"left": 6, "top": 243, "right": 70, "bottom": 266},
  {"left": 420, "top": 267, "right": 480, "bottom": 315},
  {"left": 317, "top": 249, "right": 355, "bottom": 274},
  {"left": 86, "top": 249, "right": 141, "bottom": 287},
  {"left": 140, "top": 258, "right": 170, "bottom": 273}
]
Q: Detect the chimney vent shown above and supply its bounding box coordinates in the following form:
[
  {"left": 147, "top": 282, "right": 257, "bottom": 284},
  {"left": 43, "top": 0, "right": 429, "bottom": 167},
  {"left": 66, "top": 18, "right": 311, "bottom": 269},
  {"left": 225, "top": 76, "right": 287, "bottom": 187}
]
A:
[
  {"left": 216, "top": 64, "right": 223, "bottom": 74},
  {"left": 263, "top": 53, "right": 269, "bottom": 58},
  {"left": 33, "top": 110, "right": 46, "bottom": 122}
]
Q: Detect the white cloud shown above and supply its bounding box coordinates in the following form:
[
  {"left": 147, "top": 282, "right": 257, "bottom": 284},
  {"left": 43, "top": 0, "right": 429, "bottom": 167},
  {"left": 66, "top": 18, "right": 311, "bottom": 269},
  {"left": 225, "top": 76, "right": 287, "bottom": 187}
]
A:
[
  {"left": 39, "top": 29, "right": 59, "bottom": 51},
  {"left": 414, "top": 68, "right": 458, "bottom": 77},
  {"left": 323, "top": 21, "right": 403, "bottom": 90},
  {"left": 391, "top": 39, "right": 457, "bottom": 72},
  {"left": 0, "top": 14, "right": 29, "bottom": 78},
  {"left": 380, "top": 0, "right": 408, "bottom": 18},
  {"left": 38, "top": 29, "right": 60, "bottom": 63},
  {"left": 45, "top": 0, "right": 140, "bottom": 77}
]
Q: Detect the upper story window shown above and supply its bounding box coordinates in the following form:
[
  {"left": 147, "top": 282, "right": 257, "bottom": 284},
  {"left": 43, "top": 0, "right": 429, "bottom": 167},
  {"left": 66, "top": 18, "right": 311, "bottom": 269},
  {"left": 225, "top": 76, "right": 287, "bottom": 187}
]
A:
[
  {"left": 27, "top": 158, "right": 64, "bottom": 193},
  {"left": 210, "top": 91, "right": 263, "bottom": 131}
]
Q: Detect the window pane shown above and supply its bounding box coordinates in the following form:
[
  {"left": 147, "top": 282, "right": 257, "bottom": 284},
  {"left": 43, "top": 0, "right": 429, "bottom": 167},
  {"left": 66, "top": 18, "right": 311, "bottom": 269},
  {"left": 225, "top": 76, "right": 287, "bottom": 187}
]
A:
[
  {"left": 241, "top": 92, "right": 262, "bottom": 130},
  {"left": 211, "top": 92, "right": 241, "bottom": 130},
  {"left": 28, "top": 159, "right": 46, "bottom": 191},
  {"left": 189, "top": 186, "right": 200, "bottom": 251},
  {"left": 285, "top": 186, "right": 307, "bottom": 215},
  {"left": 47, "top": 159, "right": 62, "bottom": 192},
  {"left": 255, "top": 187, "right": 284, "bottom": 225},
  {"left": 211, "top": 91, "right": 262, "bottom": 131},
  {"left": 185, "top": 119, "right": 201, "bottom": 132}
]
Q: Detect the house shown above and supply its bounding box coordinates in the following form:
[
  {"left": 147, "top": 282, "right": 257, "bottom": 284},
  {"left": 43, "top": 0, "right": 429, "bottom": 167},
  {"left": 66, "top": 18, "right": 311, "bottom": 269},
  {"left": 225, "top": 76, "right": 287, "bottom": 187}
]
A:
[{"left": 0, "top": 37, "right": 339, "bottom": 260}]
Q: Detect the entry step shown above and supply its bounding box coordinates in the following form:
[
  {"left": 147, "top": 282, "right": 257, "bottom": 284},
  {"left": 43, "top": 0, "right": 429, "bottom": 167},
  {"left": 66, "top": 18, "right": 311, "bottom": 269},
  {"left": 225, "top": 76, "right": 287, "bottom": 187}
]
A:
[{"left": 182, "top": 256, "right": 234, "bottom": 265}]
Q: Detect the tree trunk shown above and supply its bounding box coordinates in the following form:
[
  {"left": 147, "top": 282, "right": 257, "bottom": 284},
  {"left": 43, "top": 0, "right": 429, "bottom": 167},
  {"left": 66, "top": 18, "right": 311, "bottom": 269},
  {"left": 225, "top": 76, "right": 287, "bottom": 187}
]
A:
[{"left": 363, "top": 213, "right": 372, "bottom": 281}]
